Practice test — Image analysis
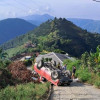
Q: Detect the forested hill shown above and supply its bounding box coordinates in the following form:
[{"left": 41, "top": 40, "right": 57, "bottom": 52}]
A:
[
  {"left": 68, "top": 18, "right": 100, "bottom": 33},
  {"left": 1, "top": 18, "right": 100, "bottom": 57},
  {"left": 0, "top": 18, "right": 36, "bottom": 44}
]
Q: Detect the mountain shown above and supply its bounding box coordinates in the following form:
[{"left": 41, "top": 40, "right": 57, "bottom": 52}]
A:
[
  {"left": 0, "top": 18, "right": 36, "bottom": 44},
  {"left": 67, "top": 18, "right": 100, "bottom": 33},
  {"left": 1, "top": 18, "right": 100, "bottom": 57},
  {"left": 22, "top": 14, "right": 54, "bottom": 26}
]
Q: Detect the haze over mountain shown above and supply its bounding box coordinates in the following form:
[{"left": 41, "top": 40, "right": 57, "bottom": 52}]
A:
[
  {"left": 0, "top": 18, "right": 36, "bottom": 44},
  {"left": 68, "top": 18, "right": 100, "bottom": 33},
  {"left": 22, "top": 14, "right": 54, "bottom": 26},
  {"left": 1, "top": 18, "right": 100, "bottom": 57}
]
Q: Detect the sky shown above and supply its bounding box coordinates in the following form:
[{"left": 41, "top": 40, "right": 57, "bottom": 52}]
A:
[{"left": 0, "top": 0, "right": 100, "bottom": 20}]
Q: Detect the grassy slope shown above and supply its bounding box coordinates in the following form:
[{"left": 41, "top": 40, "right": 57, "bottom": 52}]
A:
[
  {"left": 0, "top": 82, "right": 50, "bottom": 100},
  {"left": 6, "top": 45, "right": 24, "bottom": 58}
]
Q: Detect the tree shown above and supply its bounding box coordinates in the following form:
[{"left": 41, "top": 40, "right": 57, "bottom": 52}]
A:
[
  {"left": 88, "top": 52, "right": 96, "bottom": 71},
  {"left": 0, "top": 48, "right": 9, "bottom": 68},
  {"left": 0, "top": 48, "right": 8, "bottom": 60},
  {"left": 95, "top": 45, "right": 100, "bottom": 63},
  {"left": 81, "top": 52, "right": 89, "bottom": 68}
]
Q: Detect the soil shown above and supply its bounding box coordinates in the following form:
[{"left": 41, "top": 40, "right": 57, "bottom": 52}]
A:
[{"left": 8, "top": 61, "right": 40, "bottom": 83}]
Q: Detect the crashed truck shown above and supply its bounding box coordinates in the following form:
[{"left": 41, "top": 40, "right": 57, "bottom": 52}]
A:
[{"left": 34, "top": 52, "right": 73, "bottom": 86}]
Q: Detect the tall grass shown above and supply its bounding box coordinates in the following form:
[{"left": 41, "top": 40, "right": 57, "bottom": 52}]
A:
[
  {"left": 76, "top": 68, "right": 91, "bottom": 82},
  {"left": 0, "top": 82, "right": 50, "bottom": 100}
]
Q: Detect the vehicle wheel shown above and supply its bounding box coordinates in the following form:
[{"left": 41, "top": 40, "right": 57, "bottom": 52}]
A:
[
  {"left": 51, "top": 70, "right": 60, "bottom": 80},
  {"left": 67, "top": 83, "right": 70, "bottom": 86},
  {"left": 42, "top": 77, "right": 47, "bottom": 82},
  {"left": 37, "top": 60, "right": 44, "bottom": 69}
]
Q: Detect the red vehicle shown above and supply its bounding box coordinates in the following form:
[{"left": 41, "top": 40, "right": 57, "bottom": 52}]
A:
[{"left": 34, "top": 60, "right": 72, "bottom": 86}]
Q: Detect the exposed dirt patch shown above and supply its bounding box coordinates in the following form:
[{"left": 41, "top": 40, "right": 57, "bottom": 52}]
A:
[{"left": 8, "top": 61, "right": 39, "bottom": 83}]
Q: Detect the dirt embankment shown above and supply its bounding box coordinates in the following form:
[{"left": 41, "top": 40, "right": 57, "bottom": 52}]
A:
[
  {"left": 0, "top": 61, "right": 39, "bottom": 89},
  {"left": 8, "top": 61, "right": 39, "bottom": 83}
]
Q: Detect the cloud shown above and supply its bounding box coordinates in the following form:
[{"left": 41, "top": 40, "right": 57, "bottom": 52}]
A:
[
  {"left": 0, "top": 0, "right": 100, "bottom": 20},
  {"left": 45, "top": 6, "right": 50, "bottom": 11},
  {"left": 27, "top": 8, "right": 40, "bottom": 15}
]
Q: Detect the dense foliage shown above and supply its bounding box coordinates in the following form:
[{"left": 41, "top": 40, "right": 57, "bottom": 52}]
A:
[
  {"left": 0, "top": 82, "right": 50, "bottom": 100},
  {"left": 0, "top": 48, "right": 11, "bottom": 68},
  {"left": 64, "top": 46, "right": 100, "bottom": 88}
]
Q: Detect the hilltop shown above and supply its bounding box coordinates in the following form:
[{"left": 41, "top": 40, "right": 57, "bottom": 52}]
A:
[
  {"left": 1, "top": 18, "right": 100, "bottom": 57},
  {"left": 0, "top": 18, "right": 36, "bottom": 44}
]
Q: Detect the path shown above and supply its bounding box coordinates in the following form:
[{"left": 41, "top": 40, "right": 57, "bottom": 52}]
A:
[{"left": 50, "top": 82, "right": 100, "bottom": 100}]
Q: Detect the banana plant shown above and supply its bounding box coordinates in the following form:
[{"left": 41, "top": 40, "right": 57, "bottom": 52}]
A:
[{"left": 94, "top": 45, "right": 100, "bottom": 63}]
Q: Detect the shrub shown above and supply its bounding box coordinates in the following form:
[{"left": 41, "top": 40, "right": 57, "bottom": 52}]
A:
[
  {"left": 0, "top": 82, "right": 50, "bottom": 100},
  {"left": 63, "top": 59, "right": 80, "bottom": 71},
  {"left": 87, "top": 73, "right": 96, "bottom": 85},
  {"left": 76, "top": 68, "right": 91, "bottom": 82},
  {"left": 97, "top": 72, "right": 100, "bottom": 77},
  {"left": 95, "top": 81, "right": 100, "bottom": 89},
  {"left": 0, "top": 68, "right": 15, "bottom": 89},
  {"left": 24, "top": 59, "right": 32, "bottom": 66}
]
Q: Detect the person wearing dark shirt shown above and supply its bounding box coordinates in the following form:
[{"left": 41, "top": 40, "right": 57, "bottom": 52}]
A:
[
  {"left": 72, "top": 66, "right": 76, "bottom": 79},
  {"left": 57, "top": 62, "right": 61, "bottom": 70}
]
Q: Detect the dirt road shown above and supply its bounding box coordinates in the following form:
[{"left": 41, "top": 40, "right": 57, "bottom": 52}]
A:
[{"left": 50, "top": 82, "right": 100, "bottom": 100}]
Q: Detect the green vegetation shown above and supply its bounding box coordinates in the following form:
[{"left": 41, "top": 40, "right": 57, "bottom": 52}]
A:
[
  {"left": 0, "top": 68, "right": 16, "bottom": 89},
  {"left": 95, "top": 80, "right": 100, "bottom": 88},
  {"left": 76, "top": 68, "right": 91, "bottom": 82},
  {"left": 0, "top": 82, "right": 50, "bottom": 100},
  {"left": 64, "top": 46, "right": 100, "bottom": 88},
  {"left": 0, "top": 48, "right": 11, "bottom": 68},
  {"left": 0, "top": 48, "right": 50, "bottom": 99},
  {"left": 63, "top": 59, "right": 80, "bottom": 71},
  {"left": 5, "top": 45, "right": 24, "bottom": 58},
  {"left": 1, "top": 18, "right": 100, "bottom": 57}
]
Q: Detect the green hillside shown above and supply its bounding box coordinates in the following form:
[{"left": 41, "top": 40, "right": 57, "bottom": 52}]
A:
[{"left": 1, "top": 18, "right": 100, "bottom": 57}]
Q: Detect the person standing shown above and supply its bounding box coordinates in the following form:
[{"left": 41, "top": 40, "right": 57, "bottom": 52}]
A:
[
  {"left": 57, "top": 62, "right": 61, "bottom": 70},
  {"left": 72, "top": 66, "right": 76, "bottom": 79},
  {"left": 62, "top": 64, "right": 67, "bottom": 70}
]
